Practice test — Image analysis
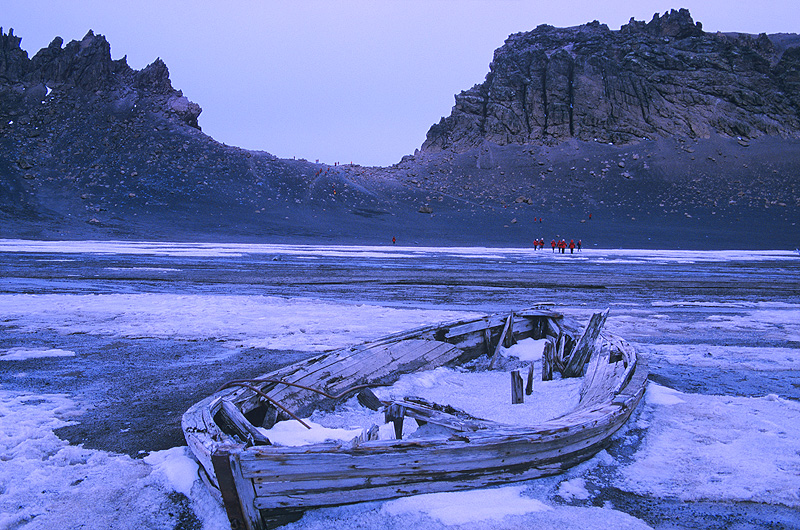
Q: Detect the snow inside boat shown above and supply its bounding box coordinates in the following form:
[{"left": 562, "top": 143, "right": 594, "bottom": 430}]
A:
[{"left": 182, "top": 306, "right": 648, "bottom": 529}]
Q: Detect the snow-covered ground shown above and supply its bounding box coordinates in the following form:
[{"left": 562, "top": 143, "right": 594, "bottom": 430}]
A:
[{"left": 1, "top": 241, "right": 799, "bottom": 529}]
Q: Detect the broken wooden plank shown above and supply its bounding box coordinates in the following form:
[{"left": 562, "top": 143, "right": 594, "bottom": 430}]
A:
[
  {"left": 219, "top": 400, "right": 272, "bottom": 446},
  {"left": 261, "top": 403, "right": 279, "bottom": 429},
  {"left": 503, "top": 312, "right": 516, "bottom": 348},
  {"left": 516, "top": 308, "right": 564, "bottom": 319},
  {"left": 212, "top": 447, "right": 264, "bottom": 530},
  {"left": 357, "top": 388, "right": 384, "bottom": 411},
  {"left": 489, "top": 313, "right": 514, "bottom": 369},
  {"left": 555, "top": 333, "right": 566, "bottom": 372},
  {"left": 387, "top": 399, "right": 497, "bottom": 432},
  {"left": 444, "top": 314, "right": 509, "bottom": 338},
  {"left": 541, "top": 339, "right": 554, "bottom": 381},
  {"left": 563, "top": 309, "right": 610, "bottom": 378},
  {"left": 511, "top": 370, "right": 524, "bottom": 404},
  {"left": 525, "top": 363, "right": 534, "bottom": 395},
  {"left": 385, "top": 403, "right": 405, "bottom": 439}
]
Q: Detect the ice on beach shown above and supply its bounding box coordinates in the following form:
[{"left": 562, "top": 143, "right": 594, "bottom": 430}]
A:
[
  {"left": 643, "top": 344, "right": 800, "bottom": 371},
  {"left": 1, "top": 239, "right": 797, "bottom": 263},
  {"left": 616, "top": 383, "right": 800, "bottom": 507},
  {"left": 3, "top": 240, "right": 798, "bottom": 529},
  {"left": 602, "top": 301, "right": 800, "bottom": 345},
  {"left": 0, "top": 293, "right": 474, "bottom": 351},
  {"left": 557, "top": 477, "right": 592, "bottom": 501},
  {"left": 382, "top": 486, "right": 551, "bottom": 524},
  {"left": 643, "top": 383, "right": 685, "bottom": 405},
  {"left": 143, "top": 447, "right": 199, "bottom": 497},
  {"left": 292, "top": 486, "right": 653, "bottom": 530},
  {"left": 0, "top": 347, "right": 76, "bottom": 361},
  {"left": 0, "top": 389, "right": 229, "bottom": 530}
]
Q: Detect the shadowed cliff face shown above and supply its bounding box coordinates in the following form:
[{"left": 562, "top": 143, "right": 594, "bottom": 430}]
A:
[{"left": 422, "top": 9, "right": 800, "bottom": 151}]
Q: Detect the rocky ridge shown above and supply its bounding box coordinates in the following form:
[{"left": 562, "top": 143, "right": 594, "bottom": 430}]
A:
[
  {"left": 422, "top": 9, "right": 800, "bottom": 151},
  {"left": 1, "top": 12, "right": 799, "bottom": 248},
  {"left": 0, "top": 29, "right": 407, "bottom": 241}
]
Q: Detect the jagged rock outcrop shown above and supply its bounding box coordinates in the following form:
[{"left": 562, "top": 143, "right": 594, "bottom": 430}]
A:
[
  {"left": 0, "top": 29, "right": 201, "bottom": 128},
  {"left": 0, "top": 27, "right": 400, "bottom": 241},
  {"left": 422, "top": 9, "right": 800, "bottom": 152}
]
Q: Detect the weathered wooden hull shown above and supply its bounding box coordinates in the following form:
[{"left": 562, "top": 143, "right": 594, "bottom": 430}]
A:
[{"left": 183, "top": 307, "right": 647, "bottom": 530}]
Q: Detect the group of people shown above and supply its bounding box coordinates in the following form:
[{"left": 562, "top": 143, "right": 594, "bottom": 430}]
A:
[{"left": 532, "top": 238, "right": 582, "bottom": 254}]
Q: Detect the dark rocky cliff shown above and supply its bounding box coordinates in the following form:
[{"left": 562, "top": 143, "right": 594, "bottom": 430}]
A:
[
  {"left": 423, "top": 9, "right": 800, "bottom": 151},
  {"left": 0, "top": 29, "right": 400, "bottom": 242}
]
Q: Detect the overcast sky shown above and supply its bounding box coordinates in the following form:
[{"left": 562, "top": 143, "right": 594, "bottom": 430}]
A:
[{"left": 5, "top": 1, "right": 799, "bottom": 166}]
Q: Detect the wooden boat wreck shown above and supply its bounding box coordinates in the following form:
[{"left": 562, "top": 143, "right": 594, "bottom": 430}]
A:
[{"left": 182, "top": 306, "right": 647, "bottom": 529}]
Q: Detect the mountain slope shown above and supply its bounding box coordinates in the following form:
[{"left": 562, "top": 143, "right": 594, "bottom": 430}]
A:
[{"left": 1, "top": 12, "right": 799, "bottom": 248}]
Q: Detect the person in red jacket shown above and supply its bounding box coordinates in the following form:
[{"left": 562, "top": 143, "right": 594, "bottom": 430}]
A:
[
  {"left": 569, "top": 239, "right": 575, "bottom": 254},
  {"left": 559, "top": 239, "right": 566, "bottom": 254},
  {"left": 551, "top": 239, "right": 556, "bottom": 253}
]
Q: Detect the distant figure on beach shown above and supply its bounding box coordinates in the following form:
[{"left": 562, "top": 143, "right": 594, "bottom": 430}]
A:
[
  {"left": 551, "top": 239, "right": 556, "bottom": 253},
  {"left": 392, "top": 236, "right": 396, "bottom": 245},
  {"left": 577, "top": 240, "right": 582, "bottom": 251},
  {"left": 569, "top": 239, "right": 575, "bottom": 254},
  {"left": 559, "top": 239, "right": 567, "bottom": 254}
]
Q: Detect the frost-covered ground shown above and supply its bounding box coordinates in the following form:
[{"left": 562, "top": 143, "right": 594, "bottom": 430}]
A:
[{"left": 1, "top": 240, "right": 799, "bottom": 530}]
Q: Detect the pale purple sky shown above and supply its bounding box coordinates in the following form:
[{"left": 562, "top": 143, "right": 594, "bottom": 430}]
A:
[{"left": 5, "top": 1, "right": 799, "bottom": 166}]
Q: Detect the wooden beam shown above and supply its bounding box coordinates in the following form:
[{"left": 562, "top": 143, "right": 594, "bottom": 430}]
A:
[
  {"left": 489, "top": 313, "right": 513, "bottom": 369},
  {"left": 541, "top": 340, "right": 554, "bottom": 381},
  {"left": 388, "top": 399, "right": 497, "bottom": 432},
  {"left": 511, "top": 370, "right": 524, "bottom": 404},
  {"left": 563, "top": 309, "right": 610, "bottom": 378},
  {"left": 219, "top": 400, "right": 272, "bottom": 446},
  {"left": 517, "top": 308, "right": 564, "bottom": 319},
  {"left": 357, "top": 388, "right": 384, "bottom": 411},
  {"left": 503, "top": 312, "right": 516, "bottom": 348},
  {"left": 525, "top": 363, "right": 535, "bottom": 395},
  {"left": 555, "top": 333, "right": 566, "bottom": 372},
  {"left": 212, "top": 447, "right": 264, "bottom": 530},
  {"left": 385, "top": 403, "right": 405, "bottom": 439}
]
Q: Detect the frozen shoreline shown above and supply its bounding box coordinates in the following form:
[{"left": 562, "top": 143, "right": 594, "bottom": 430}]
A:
[
  {"left": 0, "top": 238, "right": 797, "bottom": 261},
  {"left": 1, "top": 242, "right": 799, "bottom": 529}
]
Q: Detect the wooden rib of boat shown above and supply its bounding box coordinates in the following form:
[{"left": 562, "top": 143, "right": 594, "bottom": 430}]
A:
[{"left": 182, "top": 306, "right": 647, "bottom": 529}]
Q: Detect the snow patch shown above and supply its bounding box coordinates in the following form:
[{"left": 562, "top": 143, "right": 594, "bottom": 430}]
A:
[
  {"left": 258, "top": 419, "right": 364, "bottom": 447},
  {"left": 381, "top": 486, "right": 551, "bottom": 524},
  {"left": 618, "top": 386, "right": 800, "bottom": 506},
  {"left": 501, "top": 337, "right": 548, "bottom": 362},
  {"left": 558, "top": 477, "right": 592, "bottom": 501},
  {"left": 143, "top": 447, "right": 199, "bottom": 498},
  {"left": 645, "top": 383, "right": 685, "bottom": 405},
  {"left": 0, "top": 347, "right": 76, "bottom": 360}
]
